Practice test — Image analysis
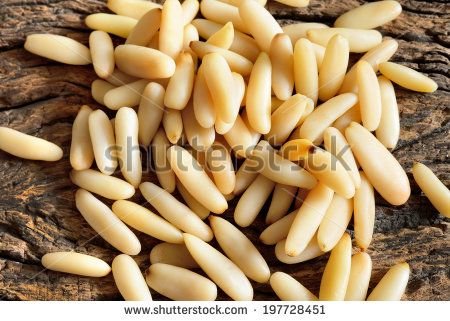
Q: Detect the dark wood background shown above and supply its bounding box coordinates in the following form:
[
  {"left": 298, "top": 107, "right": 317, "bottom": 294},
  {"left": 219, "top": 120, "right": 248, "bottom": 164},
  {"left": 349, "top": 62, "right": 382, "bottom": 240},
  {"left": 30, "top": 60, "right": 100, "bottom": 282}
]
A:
[{"left": 0, "top": 0, "right": 448, "bottom": 300}]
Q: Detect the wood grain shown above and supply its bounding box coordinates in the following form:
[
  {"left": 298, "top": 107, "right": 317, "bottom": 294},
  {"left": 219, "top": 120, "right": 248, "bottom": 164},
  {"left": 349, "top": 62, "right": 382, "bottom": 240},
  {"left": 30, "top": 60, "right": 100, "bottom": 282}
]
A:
[{"left": 0, "top": 0, "right": 449, "bottom": 300}]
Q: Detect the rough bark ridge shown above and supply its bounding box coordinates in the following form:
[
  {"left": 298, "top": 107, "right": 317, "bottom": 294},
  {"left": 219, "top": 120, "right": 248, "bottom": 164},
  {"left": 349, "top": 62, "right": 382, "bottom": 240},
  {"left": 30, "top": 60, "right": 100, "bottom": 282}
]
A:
[{"left": 0, "top": 0, "right": 449, "bottom": 301}]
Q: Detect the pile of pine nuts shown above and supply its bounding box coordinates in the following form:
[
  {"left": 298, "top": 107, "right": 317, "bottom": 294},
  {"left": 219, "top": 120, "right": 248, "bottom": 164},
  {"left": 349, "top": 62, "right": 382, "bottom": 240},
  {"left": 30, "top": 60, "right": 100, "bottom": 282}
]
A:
[{"left": 0, "top": 0, "right": 448, "bottom": 301}]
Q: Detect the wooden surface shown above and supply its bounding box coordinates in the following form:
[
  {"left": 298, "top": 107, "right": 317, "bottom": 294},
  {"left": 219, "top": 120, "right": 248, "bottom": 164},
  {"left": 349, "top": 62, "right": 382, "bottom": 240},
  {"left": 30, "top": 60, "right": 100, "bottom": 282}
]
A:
[{"left": 0, "top": 0, "right": 449, "bottom": 301}]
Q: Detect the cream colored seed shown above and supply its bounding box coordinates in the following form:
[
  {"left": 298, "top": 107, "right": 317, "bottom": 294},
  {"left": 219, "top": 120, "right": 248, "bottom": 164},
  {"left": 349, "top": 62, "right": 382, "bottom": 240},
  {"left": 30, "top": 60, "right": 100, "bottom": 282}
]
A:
[
  {"left": 176, "top": 179, "right": 210, "bottom": 219},
  {"left": 70, "top": 169, "right": 134, "bottom": 200},
  {"left": 260, "top": 210, "right": 296, "bottom": 245},
  {"left": 224, "top": 71, "right": 246, "bottom": 128},
  {"left": 269, "top": 33, "right": 294, "bottom": 101},
  {"left": 24, "top": 34, "right": 91, "bottom": 65},
  {"left": 345, "top": 122, "right": 410, "bottom": 205},
  {"left": 353, "top": 171, "right": 375, "bottom": 250},
  {"left": 159, "top": 0, "right": 183, "bottom": 59},
  {"left": 339, "top": 39, "right": 398, "bottom": 94},
  {"left": 182, "top": 0, "right": 200, "bottom": 26},
  {"left": 70, "top": 105, "right": 94, "bottom": 170},
  {"left": 150, "top": 242, "right": 199, "bottom": 269},
  {"left": 104, "top": 68, "right": 139, "bottom": 86},
  {"left": 210, "top": 216, "right": 270, "bottom": 283},
  {"left": 333, "top": 104, "right": 361, "bottom": 133},
  {"left": 192, "top": 19, "right": 260, "bottom": 62},
  {"left": 357, "top": 60, "right": 382, "bottom": 131},
  {"left": 139, "top": 182, "right": 214, "bottom": 241},
  {"left": 233, "top": 157, "right": 259, "bottom": 195},
  {"left": 115, "top": 107, "right": 142, "bottom": 187},
  {"left": 223, "top": 115, "right": 255, "bottom": 158},
  {"left": 184, "top": 233, "right": 253, "bottom": 301},
  {"left": 376, "top": 76, "right": 400, "bottom": 148},
  {"left": 138, "top": 82, "right": 165, "bottom": 146},
  {"left": 311, "top": 43, "right": 326, "bottom": 69},
  {"left": 151, "top": 128, "right": 176, "bottom": 193},
  {"left": 112, "top": 254, "right": 152, "bottom": 301},
  {"left": 379, "top": 61, "right": 438, "bottom": 93},
  {"left": 193, "top": 64, "right": 216, "bottom": 128},
  {"left": 103, "top": 79, "right": 149, "bottom": 110},
  {"left": 266, "top": 184, "right": 298, "bottom": 224},
  {"left": 367, "top": 262, "right": 410, "bottom": 301},
  {"left": 200, "top": 0, "right": 248, "bottom": 33},
  {"left": 164, "top": 52, "right": 195, "bottom": 110},
  {"left": 317, "top": 194, "right": 353, "bottom": 252},
  {"left": 241, "top": 110, "right": 262, "bottom": 147},
  {"left": 285, "top": 183, "right": 334, "bottom": 256},
  {"left": 42, "top": 252, "right": 111, "bottom": 277},
  {"left": 207, "top": 22, "right": 234, "bottom": 49},
  {"left": 319, "top": 34, "right": 349, "bottom": 101},
  {"left": 282, "top": 22, "right": 329, "bottom": 46},
  {"left": 85, "top": 13, "right": 137, "bottom": 38},
  {"left": 412, "top": 163, "right": 450, "bottom": 217},
  {"left": 112, "top": 200, "right": 183, "bottom": 243},
  {"left": 162, "top": 108, "right": 183, "bottom": 144},
  {"left": 276, "top": 237, "right": 325, "bottom": 264},
  {"left": 335, "top": 1, "right": 402, "bottom": 29},
  {"left": 307, "top": 28, "right": 382, "bottom": 53},
  {"left": 299, "top": 93, "right": 358, "bottom": 145},
  {"left": 234, "top": 174, "right": 275, "bottom": 227},
  {"left": 319, "top": 233, "right": 352, "bottom": 300},
  {"left": 115, "top": 44, "right": 175, "bottom": 79},
  {"left": 107, "top": 0, "right": 161, "bottom": 20},
  {"left": 89, "top": 31, "right": 114, "bottom": 78},
  {"left": 294, "top": 38, "right": 318, "bottom": 105},
  {"left": 206, "top": 143, "right": 236, "bottom": 195},
  {"left": 345, "top": 252, "right": 372, "bottom": 301},
  {"left": 183, "top": 26, "right": 199, "bottom": 69},
  {"left": 75, "top": 189, "right": 141, "bottom": 255},
  {"left": 125, "top": 8, "right": 161, "bottom": 46},
  {"left": 324, "top": 127, "right": 361, "bottom": 189},
  {"left": 246, "top": 52, "right": 272, "bottom": 134},
  {"left": 146, "top": 263, "right": 217, "bottom": 301},
  {"left": 182, "top": 101, "right": 215, "bottom": 150},
  {"left": 190, "top": 41, "right": 253, "bottom": 76},
  {"left": 88, "top": 109, "right": 117, "bottom": 175},
  {"left": 91, "top": 79, "right": 116, "bottom": 105},
  {"left": 270, "top": 272, "right": 317, "bottom": 301}
]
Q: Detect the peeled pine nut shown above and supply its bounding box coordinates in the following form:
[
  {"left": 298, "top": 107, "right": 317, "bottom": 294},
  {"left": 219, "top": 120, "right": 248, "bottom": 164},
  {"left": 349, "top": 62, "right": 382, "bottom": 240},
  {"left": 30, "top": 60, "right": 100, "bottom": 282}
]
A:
[
  {"left": 151, "top": 128, "right": 176, "bottom": 193},
  {"left": 317, "top": 194, "right": 353, "bottom": 252},
  {"left": 210, "top": 216, "right": 270, "bottom": 283},
  {"left": 182, "top": 102, "right": 215, "bottom": 150},
  {"left": 138, "top": 82, "right": 165, "bottom": 146},
  {"left": 335, "top": 1, "right": 402, "bottom": 29},
  {"left": 42, "top": 252, "right": 111, "bottom": 277},
  {"left": 159, "top": 0, "right": 184, "bottom": 59},
  {"left": 324, "top": 127, "right": 361, "bottom": 189},
  {"left": 270, "top": 272, "right": 318, "bottom": 301},
  {"left": 379, "top": 61, "right": 438, "bottom": 93},
  {"left": 223, "top": 115, "right": 255, "bottom": 158},
  {"left": 319, "top": 233, "right": 352, "bottom": 301},
  {"left": 103, "top": 79, "right": 149, "bottom": 110},
  {"left": 339, "top": 39, "right": 398, "bottom": 94},
  {"left": 146, "top": 263, "right": 217, "bottom": 301},
  {"left": 285, "top": 183, "right": 334, "bottom": 256},
  {"left": 150, "top": 242, "right": 199, "bottom": 269},
  {"left": 234, "top": 174, "right": 275, "bottom": 227},
  {"left": 357, "top": 60, "right": 382, "bottom": 131},
  {"left": 241, "top": 110, "right": 262, "bottom": 147},
  {"left": 70, "top": 105, "right": 94, "bottom": 170},
  {"left": 246, "top": 52, "right": 272, "bottom": 134},
  {"left": 112, "top": 200, "right": 184, "bottom": 243},
  {"left": 206, "top": 22, "right": 234, "bottom": 49},
  {"left": 299, "top": 93, "right": 358, "bottom": 144},
  {"left": 221, "top": 72, "right": 246, "bottom": 127},
  {"left": 112, "top": 254, "right": 152, "bottom": 301},
  {"left": 164, "top": 53, "right": 195, "bottom": 111},
  {"left": 75, "top": 189, "right": 141, "bottom": 255},
  {"left": 182, "top": 0, "right": 200, "bottom": 26},
  {"left": 200, "top": 0, "right": 248, "bottom": 33},
  {"left": 333, "top": 104, "right": 361, "bottom": 133},
  {"left": 345, "top": 252, "right": 372, "bottom": 301},
  {"left": 107, "top": 0, "right": 161, "bottom": 20},
  {"left": 269, "top": 34, "right": 294, "bottom": 101},
  {"left": 89, "top": 31, "right": 114, "bottom": 78},
  {"left": 125, "top": 8, "right": 161, "bottom": 46},
  {"left": 294, "top": 38, "right": 318, "bottom": 105},
  {"left": 183, "top": 233, "right": 253, "bottom": 301},
  {"left": 353, "top": 171, "right": 375, "bottom": 250},
  {"left": 367, "top": 262, "right": 410, "bottom": 301},
  {"left": 115, "top": 45, "right": 175, "bottom": 79},
  {"left": 85, "top": 13, "right": 137, "bottom": 38},
  {"left": 193, "top": 64, "right": 216, "bottom": 128},
  {"left": 91, "top": 79, "right": 116, "bottom": 105},
  {"left": 163, "top": 108, "right": 183, "bottom": 144},
  {"left": 318, "top": 34, "right": 349, "bottom": 101},
  {"left": 412, "top": 163, "right": 450, "bottom": 217},
  {"left": 275, "top": 237, "right": 325, "bottom": 264},
  {"left": 266, "top": 184, "right": 297, "bottom": 224},
  {"left": 190, "top": 41, "right": 253, "bottom": 76},
  {"left": 282, "top": 22, "right": 329, "bottom": 46},
  {"left": 192, "top": 19, "right": 260, "bottom": 62},
  {"left": 176, "top": 180, "right": 210, "bottom": 219},
  {"left": 206, "top": 142, "right": 236, "bottom": 195},
  {"left": 311, "top": 43, "right": 326, "bottom": 69},
  {"left": 233, "top": 158, "right": 259, "bottom": 195},
  {"left": 376, "top": 76, "right": 400, "bottom": 149},
  {"left": 183, "top": 25, "right": 199, "bottom": 58},
  {"left": 345, "top": 122, "right": 410, "bottom": 205},
  {"left": 115, "top": 107, "right": 142, "bottom": 187},
  {"left": 307, "top": 28, "right": 382, "bottom": 53},
  {"left": 261, "top": 212, "right": 296, "bottom": 246},
  {"left": 104, "top": 68, "right": 139, "bottom": 86}
]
